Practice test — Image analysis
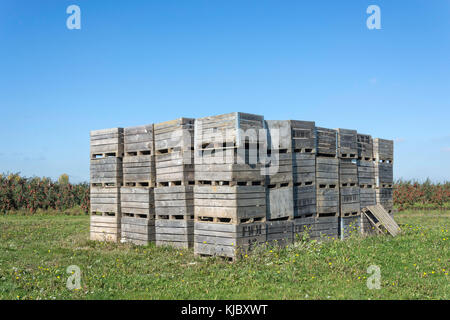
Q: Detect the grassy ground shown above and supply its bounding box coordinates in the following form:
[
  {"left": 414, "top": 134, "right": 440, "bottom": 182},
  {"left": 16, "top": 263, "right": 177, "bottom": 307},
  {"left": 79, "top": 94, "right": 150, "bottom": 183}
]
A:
[{"left": 0, "top": 211, "right": 448, "bottom": 300}]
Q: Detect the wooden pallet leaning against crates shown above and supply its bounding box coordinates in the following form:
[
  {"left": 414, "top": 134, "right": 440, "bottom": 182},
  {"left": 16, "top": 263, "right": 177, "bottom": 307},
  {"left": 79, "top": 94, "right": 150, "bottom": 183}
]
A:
[
  {"left": 89, "top": 128, "right": 124, "bottom": 242},
  {"left": 154, "top": 118, "right": 195, "bottom": 249},
  {"left": 337, "top": 128, "right": 361, "bottom": 239},
  {"left": 120, "top": 124, "right": 156, "bottom": 245},
  {"left": 194, "top": 112, "right": 267, "bottom": 260}
]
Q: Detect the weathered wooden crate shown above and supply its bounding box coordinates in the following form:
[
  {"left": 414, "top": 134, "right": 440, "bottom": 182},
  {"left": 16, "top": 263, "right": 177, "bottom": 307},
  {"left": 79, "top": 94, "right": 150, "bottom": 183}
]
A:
[
  {"left": 121, "top": 215, "right": 155, "bottom": 245},
  {"left": 195, "top": 112, "right": 264, "bottom": 149},
  {"left": 124, "top": 124, "right": 155, "bottom": 155},
  {"left": 263, "top": 152, "right": 293, "bottom": 185},
  {"left": 90, "top": 157, "right": 123, "bottom": 186},
  {"left": 266, "top": 186, "right": 294, "bottom": 220},
  {"left": 316, "top": 157, "right": 339, "bottom": 186},
  {"left": 293, "top": 153, "right": 315, "bottom": 184},
  {"left": 337, "top": 128, "right": 358, "bottom": 158},
  {"left": 340, "top": 186, "right": 360, "bottom": 217},
  {"left": 266, "top": 219, "right": 293, "bottom": 247},
  {"left": 123, "top": 155, "right": 156, "bottom": 187},
  {"left": 90, "top": 186, "right": 120, "bottom": 214},
  {"left": 291, "top": 120, "right": 316, "bottom": 153},
  {"left": 155, "top": 151, "right": 194, "bottom": 186},
  {"left": 357, "top": 133, "right": 373, "bottom": 159},
  {"left": 293, "top": 184, "right": 316, "bottom": 218},
  {"left": 90, "top": 128, "right": 124, "bottom": 159},
  {"left": 374, "top": 160, "right": 393, "bottom": 188},
  {"left": 195, "top": 163, "right": 264, "bottom": 184},
  {"left": 154, "top": 118, "right": 194, "bottom": 151},
  {"left": 120, "top": 187, "right": 154, "bottom": 217},
  {"left": 376, "top": 188, "right": 394, "bottom": 213},
  {"left": 373, "top": 138, "right": 393, "bottom": 161},
  {"left": 357, "top": 159, "right": 375, "bottom": 186},
  {"left": 90, "top": 214, "right": 121, "bottom": 242},
  {"left": 194, "top": 185, "right": 266, "bottom": 224},
  {"left": 311, "top": 216, "right": 339, "bottom": 240},
  {"left": 339, "top": 216, "right": 361, "bottom": 239},
  {"left": 293, "top": 216, "right": 315, "bottom": 240},
  {"left": 155, "top": 218, "right": 194, "bottom": 249},
  {"left": 194, "top": 221, "right": 266, "bottom": 259},
  {"left": 316, "top": 186, "right": 339, "bottom": 216},
  {"left": 265, "top": 120, "right": 292, "bottom": 151},
  {"left": 339, "top": 158, "right": 358, "bottom": 185},
  {"left": 155, "top": 186, "right": 194, "bottom": 218},
  {"left": 316, "top": 127, "right": 337, "bottom": 156},
  {"left": 359, "top": 186, "right": 376, "bottom": 209}
]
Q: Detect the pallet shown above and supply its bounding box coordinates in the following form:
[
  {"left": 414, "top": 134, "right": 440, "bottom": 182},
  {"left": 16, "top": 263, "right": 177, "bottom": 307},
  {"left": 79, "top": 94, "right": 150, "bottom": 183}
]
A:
[
  {"left": 120, "top": 186, "right": 154, "bottom": 217},
  {"left": 362, "top": 205, "right": 400, "bottom": 236},
  {"left": 195, "top": 112, "right": 264, "bottom": 149},
  {"left": 155, "top": 219, "right": 194, "bottom": 248},
  {"left": 194, "top": 185, "right": 266, "bottom": 224},
  {"left": 357, "top": 133, "right": 373, "bottom": 159},
  {"left": 337, "top": 128, "right": 358, "bottom": 158},
  {"left": 316, "top": 127, "right": 337, "bottom": 156},
  {"left": 90, "top": 157, "right": 123, "bottom": 185},
  {"left": 121, "top": 215, "right": 156, "bottom": 245},
  {"left": 266, "top": 186, "right": 294, "bottom": 220},
  {"left": 194, "top": 220, "right": 266, "bottom": 259},
  {"left": 90, "top": 128, "right": 124, "bottom": 159}
]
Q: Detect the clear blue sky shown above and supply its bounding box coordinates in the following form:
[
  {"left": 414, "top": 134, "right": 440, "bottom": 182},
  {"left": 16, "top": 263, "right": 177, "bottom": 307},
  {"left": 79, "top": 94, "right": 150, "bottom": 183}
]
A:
[{"left": 0, "top": 0, "right": 449, "bottom": 183}]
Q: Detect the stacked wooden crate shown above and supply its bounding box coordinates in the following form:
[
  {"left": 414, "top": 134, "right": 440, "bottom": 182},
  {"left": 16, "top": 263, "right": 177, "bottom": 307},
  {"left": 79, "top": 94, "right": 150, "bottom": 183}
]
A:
[
  {"left": 193, "top": 112, "right": 267, "bottom": 259},
  {"left": 374, "top": 138, "right": 394, "bottom": 214},
  {"left": 337, "top": 128, "right": 361, "bottom": 239},
  {"left": 314, "top": 127, "right": 339, "bottom": 239},
  {"left": 90, "top": 128, "right": 124, "bottom": 242},
  {"left": 120, "top": 125, "right": 156, "bottom": 245},
  {"left": 264, "top": 120, "right": 294, "bottom": 247},
  {"left": 291, "top": 121, "right": 317, "bottom": 241},
  {"left": 154, "top": 118, "right": 195, "bottom": 248},
  {"left": 357, "top": 133, "right": 377, "bottom": 234}
]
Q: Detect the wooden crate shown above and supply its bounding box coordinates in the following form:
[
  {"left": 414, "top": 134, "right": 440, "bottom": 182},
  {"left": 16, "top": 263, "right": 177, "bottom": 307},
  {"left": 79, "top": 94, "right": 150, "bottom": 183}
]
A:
[
  {"left": 266, "top": 219, "right": 293, "bottom": 247},
  {"left": 266, "top": 186, "right": 294, "bottom": 220},
  {"left": 337, "top": 128, "right": 358, "bottom": 158},
  {"left": 90, "top": 186, "right": 120, "bottom": 214},
  {"left": 120, "top": 187, "right": 154, "bottom": 217},
  {"left": 316, "top": 127, "right": 337, "bottom": 156},
  {"left": 339, "top": 158, "right": 358, "bottom": 185},
  {"left": 90, "top": 157, "right": 123, "bottom": 186},
  {"left": 194, "top": 221, "right": 266, "bottom": 259},
  {"left": 293, "top": 216, "right": 315, "bottom": 240},
  {"left": 359, "top": 185, "right": 376, "bottom": 209},
  {"left": 154, "top": 118, "right": 194, "bottom": 151},
  {"left": 90, "top": 128, "right": 124, "bottom": 159},
  {"left": 265, "top": 120, "right": 293, "bottom": 151},
  {"left": 376, "top": 188, "right": 394, "bottom": 213},
  {"left": 290, "top": 120, "right": 316, "bottom": 153},
  {"left": 374, "top": 161, "right": 393, "bottom": 188},
  {"left": 357, "top": 133, "right": 373, "bottom": 159},
  {"left": 316, "top": 186, "right": 339, "bottom": 216},
  {"left": 293, "top": 153, "right": 315, "bottom": 184},
  {"left": 373, "top": 138, "right": 393, "bottom": 161},
  {"left": 155, "top": 219, "right": 194, "bottom": 249},
  {"left": 311, "top": 216, "right": 339, "bottom": 240},
  {"left": 340, "top": 186, "right": 360, "bottom": 217},
  {"left": 194, "top": 185, "right": 266, "bottom": 224},
  {"left": 155, "top": 186, "right": 194, "bottom": 218},
  {"left": 195, "top": 112, "right": 264, "bottom": 149},
  {"left": 293, "top": 184, "right": 316, "bottom": 218},
  {"left": 357, "top": 159, "right": 375, "bottom": 186},
  {"left": 264, "top": 152, "right": 293, "bottom": 185},
  {"left": 124, "top": 124, "right": 154, "bottom": 155},
  {"left": 316, "top": 157, "right": 339, "bottom": 186},
  {"left": 194, "top": 163, "right": 264, "bottom": 183},
  {"left": 121, "top": 216, "right": 155, "bottom": 245},
  {"left": 90, "top": 214, "right": 121, "bottom": 242},
  {"left": 339, "top": 216, "right": 361, "bottom": 239}
]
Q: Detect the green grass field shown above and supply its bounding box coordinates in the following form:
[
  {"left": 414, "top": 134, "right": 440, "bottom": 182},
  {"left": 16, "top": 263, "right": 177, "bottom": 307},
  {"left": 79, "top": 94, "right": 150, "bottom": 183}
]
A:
[{"left": 0, "top": 211, "right": 448, "bottom": 300}]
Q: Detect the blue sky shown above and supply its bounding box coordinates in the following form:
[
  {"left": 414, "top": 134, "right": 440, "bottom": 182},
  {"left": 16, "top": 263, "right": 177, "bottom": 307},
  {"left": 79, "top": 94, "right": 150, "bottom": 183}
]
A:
[{"left": 0, "top": 0, "right": 449, "bottom": 183}]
